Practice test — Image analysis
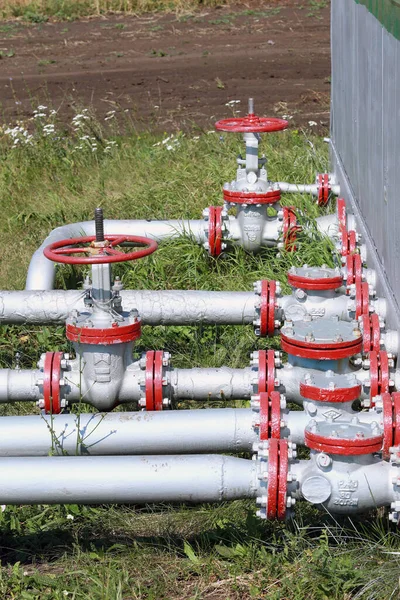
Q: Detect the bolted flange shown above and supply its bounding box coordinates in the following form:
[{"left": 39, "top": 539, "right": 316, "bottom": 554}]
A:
[
  {"left": 305, "top": 420, "right": 384, "bottom": 455},
  {"left": 300, "top": 370, "right": 361, "bottom": 403},
  {"left": 287, "top": 265, "right": 343, "bottom": 291}
]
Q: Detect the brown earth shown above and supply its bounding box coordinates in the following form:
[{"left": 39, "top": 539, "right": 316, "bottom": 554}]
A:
[{"left": 0, "top": 1, "right": 331, "bottom": 131}]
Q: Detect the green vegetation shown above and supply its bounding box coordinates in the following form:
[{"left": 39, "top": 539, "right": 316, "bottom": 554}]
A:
[
  {"left": 0, "top": 105, "right": 398, "bottom": 598},
  {"left": 0, "top": 0, "right": 231, "bottom": 21}
]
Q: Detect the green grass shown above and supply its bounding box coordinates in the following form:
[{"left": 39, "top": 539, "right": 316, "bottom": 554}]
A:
[
  {"left": 0, "top": 0, "right": 231, "bottom": 21},
  {"left": 0, "top": 105, "right": 399, "bottom": 598}
]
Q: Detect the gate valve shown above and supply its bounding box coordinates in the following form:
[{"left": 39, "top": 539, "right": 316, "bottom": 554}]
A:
[
  {"left": 216, "top": 98, "right": 287, "bottom": 205},
  {"left": 305, "top": 420, "right": 384, "bottom": 455},
  {"left": 300, "top": 371, "right": 361, "bottom": 404},
  {"left": 203, "top": 206, "right": 228, "bottom": 257},
  {"left": 287, "top": 265, "right": 344, "bottom": 291},
  {"left": 281, "top": 316, "right": 362, "bottom": 360}
]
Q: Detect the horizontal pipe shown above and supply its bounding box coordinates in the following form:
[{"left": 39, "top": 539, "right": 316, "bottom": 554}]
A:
[
  {"left": 276, "top": 182, "right": 340, "bottom": 195},
  {"left": 0, "top": 289, "right": 256, "bottom": 325},
  {"left": 0, "top": 409, "right": 257, "bottom": 456},
  {"left": 0, "top": 455, "right": 258, "bottom": 504},
  {"left": 25, "top": 219, "right": 207, "bottom": 291}
]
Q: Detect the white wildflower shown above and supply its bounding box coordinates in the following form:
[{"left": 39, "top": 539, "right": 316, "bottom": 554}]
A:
[
  {"left": 308, "top": 120, "right": 317, "bottom": 127},
  {"left": 66, "top": 514, "right": 74, "bottom": 520}
]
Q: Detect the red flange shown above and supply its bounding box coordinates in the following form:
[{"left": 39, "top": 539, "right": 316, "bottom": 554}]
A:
[
  {"left": 317, "top": 173, "right": 331, "bottom": 207},
  {"left": 267, "top": 438, "right": 279, "bottom": 519},
  {"left": 66, "top": 321, "right": 141, "bottom": 345},
  {"left": 269, "top": 391, "right": 281, "bottom": 440},
  {"left": 379, "top": 350, "right": 390, "bottom": 394},
  {"left": 362, "top": 314, "right": 371, "bottom": 354},
  {"left": 259, "top": 280, "right": 277, "bottom": 337},
  {"left": 281, "top": 335, "right": 362, "bottom": 361},
  {"left": 362, "top": 314, "right": 380, "bottom": 354},
  {"left": 258, "top": 350, "right": 276, "bottom": 396},
  {"left": 369, "top": 351, "right": 379, "bottom": 400},
  {"left": 300, "top": 381, "right": 362, "bottom": 403},
  {"left": 223, "top": 189, "right": 281, "bottom": 205},
  {"left": 44, "top": 235, "right": 158, "bottom": 265},
  {"left": 282, "top": 206, "right": 298, "bottom": 252},
  {"left": 277, "top": 440, "right": 289, "bottom": 521},
  {"left": 305, "top": 429, "right": 383, "bottom": 455},
  {"left": 287, "top": 272, "right": 343, "bottom": 291},
  {"left": 393, "top": 392, "right": 400, "bottom": 446},
  {"left": 341, "top": 230, "right": 357, "bottom": 257},
  {"left": 346, "top": 254, "right": 362, "bottom": 287},
  {"left": 354, "top": 279, "right": 369, "bottom": 319},
  {"left": 382, "top": 392, "right": 394, "bottom": 459},
  {"left": 215, "top": 114, "right": 288, "bottom": 133},
  {"left": 43, "top": 351, "right": 63, "bottom": 414},
  {"left": 259, "top": 392, "right": 270, "bottom": 441},
  {"left": 208, "top": 206, "right": 223, "bottom": 257},
  {"left": 145, "top": 350, "right": 155, "bottom": 411}
]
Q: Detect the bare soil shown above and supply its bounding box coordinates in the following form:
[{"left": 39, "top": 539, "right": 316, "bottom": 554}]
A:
[{"left": 0, "top": 1, "right": 331, "bottom": 130}]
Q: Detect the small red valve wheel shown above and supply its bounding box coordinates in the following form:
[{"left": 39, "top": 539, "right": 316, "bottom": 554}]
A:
[
  {"left": 259, "top": 280, "right": 277, "bottom": 337},
  {"left": 267, "top": 438, "right": 279, "bottom": 519},
  {"left": 277, "top": 440, "right": 289, "bottom": 521},
  {"left": 208, "top": 206, "right": 223, "bottom": 257},
  {"left": 282, "top": 206, "right": 299, "bottom": 252},
  {"left": 215, "top": 114, "right": 288, "bottom": 134},
  {"left": 337, "top": 197, "right": 347, "bottom": 235},
  {"left": 392, "top": 392, "right": 400, "bottom": 446},
  {"left": 44, "top": 234, "right": 157, "bottom": 265},
  {"left": 43, "top": 351, "right": 63, "bottom": 415},
  {"left": 382, "top": 392, "right": 394, "bottom": 459},
  {"left": 317, "top": 173, "right": 331, "bottom": 207},
  {"left": 223, "top": 189, "right": 281, "bottom": 205}
]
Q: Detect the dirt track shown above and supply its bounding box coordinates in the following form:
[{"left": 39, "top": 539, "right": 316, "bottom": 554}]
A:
[{"left": 0, "top": 1, "right": 330, "bottom": 130}]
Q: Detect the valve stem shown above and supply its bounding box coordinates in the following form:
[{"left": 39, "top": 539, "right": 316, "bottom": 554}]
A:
[
  {"left": 95, "top": 207, "right": 105, "bottom": 242},
  {"left": 248, "top": 97, "right": 254, "bottom": 115}
]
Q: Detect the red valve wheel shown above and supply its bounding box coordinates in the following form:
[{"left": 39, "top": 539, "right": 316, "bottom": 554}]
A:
[
  {"left": 277, "top": 440, "right": 289, "bottom": 520},
  {"left": 382, "top": 392, "right": 394, "bottom": 459},
  {"left": 369, "top": 351, "right": 379, "bottom": 401},
  {"left": 393, "top": 392, "right": 400, "bottom": 446},
  {"left": 259, "top": 392, "right": 270, "bottom": 441},
  {"left": 153, "top": 350, "right": 164, "bottom": 412},
  {"left": 145, "top": 351, "right": 155, "bottom": 411},
  {"left": 267, "top": 438, "right": 279, "bottom": 519},
  {"left": 44, "top": 234, "right": 157, "bottom": 265},
  {"left": 215, "top": 114, "right": 288, "bottom": 134},
  {"left": 223, "top": 189, "right": 281, "bottom": 205},
  {"left": 317, "top": 174, "right": 330, "bottom": 207},
  {"left": 269, "top": 391, "right": 281, "bottom": 440}
]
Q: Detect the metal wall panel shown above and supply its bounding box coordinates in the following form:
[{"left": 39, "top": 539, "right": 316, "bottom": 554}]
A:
[{"left": 331, "top": 0, "right": 400, "bottom": 330}]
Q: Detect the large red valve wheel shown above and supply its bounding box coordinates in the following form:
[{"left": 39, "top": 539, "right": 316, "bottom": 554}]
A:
[
  {"left": 44, "top": 234, "right": 158, "bottom": 265},
  {"left": 215, "top": 114, "right": 288, "bottom": 134}
]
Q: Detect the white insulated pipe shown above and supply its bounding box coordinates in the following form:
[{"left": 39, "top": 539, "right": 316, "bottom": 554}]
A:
[
  {"left": 0, "top": 289, "right": 257, "bottom": 325},
  {"left": 25, "top": 219, "right": 207, "bottom": 291},
  {"left": 0, "top": 409, "right": 257, "bottom": 456},
  {"left": 0, "top": 455, "right": 258, "bottom": 504},
  {"left": 276, "top": 182, "right": 340, "bottom": 195}
]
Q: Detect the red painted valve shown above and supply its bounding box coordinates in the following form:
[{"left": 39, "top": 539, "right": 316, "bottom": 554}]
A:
[
  {"left": 44, "top": 234, "right": 158, "bottom": 265},
  {"left": 215, "top": 114, "right": 288, "bottom": 134},
  {"left": 317, "top": 173, "right": 331, "bottom": 207}
]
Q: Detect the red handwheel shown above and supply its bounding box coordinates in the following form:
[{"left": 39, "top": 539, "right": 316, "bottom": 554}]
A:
[
  {"left": 215, "top": 114, "right": 288, "bottom": 134},
  {"left": 44, "top": 234, "right": 158, "bottom": 265}
]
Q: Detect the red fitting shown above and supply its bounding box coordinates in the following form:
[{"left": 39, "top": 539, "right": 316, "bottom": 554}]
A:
[
  {"left": 393, "top": 392, "right": 400, "bottom": 446},
  {"left": 382, "top": 392, "right": 394, "bottom": 459},
  {"left": 257, "top": 349, "right": 276, "bottom": 396},
  {"left": 362, "top": 314, "right": 380, "bottom": 354},
  {"left": 281, "top": 335, "right": 362, "bottom": 361},
  {"left": 317, "top": 173, "right": 331, "bottom": 207},
  {"left": 337, "top": 197, "right": 347, "bottom": 235},
  {"left": 341, "top": 230, "right": 357, "bottom": 256},
  {"left": 259, "top": 391, "right": 281, "bottom": 441},
  {"left": 304, "top": 429, "right": 383, "bottom": 455},
  {"left": 282, "top": 206, "right": 299, "bottom": 252},
  {"left": 43, "top": 351, "right": 63, "bottom": 414},
  {"left": 145, "top": 350, "right": 167, "bottom": 411},
  {"left": 259, "top": 280, "right": 276, "bottom": 337},
  {"left": 215, "top": 114, "right": 288, "bottom": 134},
  {"left": 265, "top": 439, "right": 289, "bottom": 520},
  {"left": 346, "top": 253, "right": 362, "bottom": 287},
  {"left": 354, "top": 279, "right": 369, "bottom": 319},
  {"left": 287, "top": 272, "right": 343, "bottom": 291},
  {"left": 208, "top": 206, "right": 223, "bottom": 257},
  {"left": 277, "top": 439, "right": 289, "bottom": 520},
  {"left": 66, "top": 321, "right": 141, "bottom": 345},
  {"left": 300, "top": 381, "right": 362, "bottom": 403},
  {"left": 223, "top": 189, "right": 281, "bottom": 205}
]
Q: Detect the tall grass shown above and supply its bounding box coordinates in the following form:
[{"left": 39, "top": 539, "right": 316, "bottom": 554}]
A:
[
  {"left": 0, "top": 104, "right": 399, "bottom": 599},
  {"left": 0, "top": 0, "right": 230, "bottom": 20}
]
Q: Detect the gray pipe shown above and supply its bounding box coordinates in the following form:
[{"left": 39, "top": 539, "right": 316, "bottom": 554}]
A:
[
  {"left": 0, "top": 455, "right": 258, "bottom": 504},
  {"left": 25, "top": 219, "right": 207, "bottom": 291},
  {"left": 0, "top": 289, "right": 256, "bottom": 325},
  {"left": 0, "top": 409, "right": 257, "bottom": 456}
]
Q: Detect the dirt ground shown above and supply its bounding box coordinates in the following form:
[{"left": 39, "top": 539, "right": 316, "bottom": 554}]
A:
[{"left": 0, "top": 1, "right": 331, "bottom": 130}]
